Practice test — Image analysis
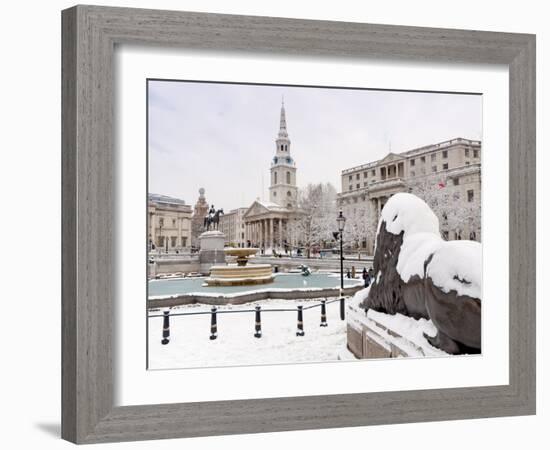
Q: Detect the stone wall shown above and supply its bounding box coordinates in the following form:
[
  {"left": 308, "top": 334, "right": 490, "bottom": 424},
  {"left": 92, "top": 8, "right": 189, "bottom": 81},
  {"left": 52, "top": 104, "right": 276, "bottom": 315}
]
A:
[{"left": 148, "top": 284, "right": 363, "bottom": 308}]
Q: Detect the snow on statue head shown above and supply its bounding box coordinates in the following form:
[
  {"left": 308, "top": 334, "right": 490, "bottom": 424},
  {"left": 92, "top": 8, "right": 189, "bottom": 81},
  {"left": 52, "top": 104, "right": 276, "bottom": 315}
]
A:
[
  {"left": 362, "top": 192, "right": 482, "bottom": 355},
  {"left": 378, "top": 192, "right": 439, "bottom": 238}
]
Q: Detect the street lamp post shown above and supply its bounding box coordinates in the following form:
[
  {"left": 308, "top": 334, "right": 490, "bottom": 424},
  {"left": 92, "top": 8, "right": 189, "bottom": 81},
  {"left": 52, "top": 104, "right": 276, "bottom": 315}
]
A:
[{"left": 336, "top": 210, "right": 346, "bottom": 320}]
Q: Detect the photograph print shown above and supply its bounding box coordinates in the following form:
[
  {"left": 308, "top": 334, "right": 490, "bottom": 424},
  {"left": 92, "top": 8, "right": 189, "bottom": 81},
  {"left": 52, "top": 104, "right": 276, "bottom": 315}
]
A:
[{"left": 146, "top": 79, "right": 482, "bottom": 370}]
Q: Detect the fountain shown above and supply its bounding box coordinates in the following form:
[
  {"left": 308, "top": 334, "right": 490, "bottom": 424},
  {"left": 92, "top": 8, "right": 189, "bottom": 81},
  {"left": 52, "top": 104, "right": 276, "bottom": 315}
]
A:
[{"left": 204, "top": 248, "right": 274, "bottom": 286}]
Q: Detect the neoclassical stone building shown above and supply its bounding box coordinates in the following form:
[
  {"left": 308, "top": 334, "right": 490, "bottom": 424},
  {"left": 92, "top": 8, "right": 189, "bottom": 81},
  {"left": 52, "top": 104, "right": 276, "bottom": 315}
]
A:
[
  {"left": 338, "top": 137, "right": 482, "bottom": 253},
  {"left": 219, "top": 207, "right": 248, "bottom": 248},
  {"left": 148, "top": 193, "right": 192, "bottom": 252},
  {"left": 243, "top": 101, "right": 301, "bottom": 251}
]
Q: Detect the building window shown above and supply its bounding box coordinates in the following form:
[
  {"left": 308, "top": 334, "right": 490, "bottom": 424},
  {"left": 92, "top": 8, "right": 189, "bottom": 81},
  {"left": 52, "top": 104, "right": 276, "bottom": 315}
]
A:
[
  {"left": 410, "top": 159, "right": 415, "bottom": 166},
  {"left": 442, "top": 150, "right": 448, "bottom": 158},
  {"left": 468, "top": 190, "right": 474, "bottom": 202},
  {"left": 421, "top": 156, "right": 426, "bottom": 163},
  {"left": 474, "top": 149, "right": 479, "bottom": 158},
  {"left": 349, "top": 185, "right": 353, "bottom": 191},
  {"left": 356, "top": 173, "right": 360, "bottom": 180},
  {"left": 442, "top": 163, "right": 449, "bottom": 170},
  {"left": 363, "top": 182, "right": 367, "bottom": 187},
  {"left": 287, "top": 191, "right": 292, "bottom": 197},
  {"left": 356, "top": 184, "right": 360, "bottom": 189},
  {"left": 410, "top": 170, "right": 415, "bottom": 177},
  {"left": 171, "top": 236, "right": 177, "bottom": 247},
  {"left": 432, "top": 166, "right": 437, "bottom": 173},
  {"left": 274, "top": 172, "right": 278, "bottom": 184},
  {"left": 363, "top": 171, "right": 368, "bottom": 178},
  {"left": 371, "top": 170, "right": 376, "bottom": 176},
  {"left": 453, "top": 178, "right": 459, "bottom": 186},
  {"left": 181, "top": 237, "right": 187, "bottom": 247},
  {"left": 273, "top": 191, "right": 277, "bottom": 196},
  {"left": 172, "top": 219, "right": 176, "bottom": 226},
  {"left": 286, "top": 171, "right": 291, "bottom": 184},
  {"left": 348, "top": 175, "right": 352, "bottom": 181},
  {"left": 465, "top": 148, "right": 470, "bottom": 157},
  {"left": 159, "top": 218, "right": 164, "bottom": 227},
  {"left": 431, "top": 153, "right": 436, "bottom": 161}
]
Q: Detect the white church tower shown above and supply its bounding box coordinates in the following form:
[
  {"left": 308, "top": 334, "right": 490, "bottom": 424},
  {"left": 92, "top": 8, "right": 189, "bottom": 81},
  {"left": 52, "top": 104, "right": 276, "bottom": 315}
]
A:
[{"left": 269, "top": 99, "right": 298, "bottom": 208}]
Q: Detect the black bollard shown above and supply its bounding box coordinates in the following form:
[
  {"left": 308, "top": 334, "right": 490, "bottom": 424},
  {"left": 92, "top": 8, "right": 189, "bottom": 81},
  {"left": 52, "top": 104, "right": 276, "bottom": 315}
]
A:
[
  {"left": 254, "top": 305, "right": 262, "bottom": 338},
  {"left": 296, "top": 306, "right": 305, "bottom": 336},
  {"left": 320, "top": 300, "right": 328, "bottom": 327},
  {"left": 161, "top": 310, "right": 170, "bottom": 345},
  {"left": 340, "top": 297, "right": 345, "bottom": 320},
  {"left": 210, "top": 306, "right": 218, "bottom": 340}
]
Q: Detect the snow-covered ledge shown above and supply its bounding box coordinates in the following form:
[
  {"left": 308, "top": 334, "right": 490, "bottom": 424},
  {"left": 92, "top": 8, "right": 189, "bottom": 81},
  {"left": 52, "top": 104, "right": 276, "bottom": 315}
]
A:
[{"left": 347, "top": 288, "right": 448, "bottom": 359}]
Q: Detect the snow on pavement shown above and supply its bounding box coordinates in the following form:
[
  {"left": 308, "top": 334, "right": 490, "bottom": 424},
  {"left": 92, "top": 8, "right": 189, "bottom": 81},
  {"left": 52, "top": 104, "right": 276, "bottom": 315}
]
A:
[{"left": 148, "top": 298, "right": 350, "bottom": 369}]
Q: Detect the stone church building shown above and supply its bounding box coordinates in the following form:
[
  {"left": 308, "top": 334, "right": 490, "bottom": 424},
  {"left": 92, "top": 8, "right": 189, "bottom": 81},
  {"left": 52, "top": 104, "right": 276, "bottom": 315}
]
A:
[{"left": 243, "top": 101, "right": 302, "bottom": 251}]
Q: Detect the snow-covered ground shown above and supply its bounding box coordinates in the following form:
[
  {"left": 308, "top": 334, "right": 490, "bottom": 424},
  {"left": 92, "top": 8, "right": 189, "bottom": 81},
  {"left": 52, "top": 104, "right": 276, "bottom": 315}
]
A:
[{"left": 148, "top": 298, "right": 350, "bottom": 369}]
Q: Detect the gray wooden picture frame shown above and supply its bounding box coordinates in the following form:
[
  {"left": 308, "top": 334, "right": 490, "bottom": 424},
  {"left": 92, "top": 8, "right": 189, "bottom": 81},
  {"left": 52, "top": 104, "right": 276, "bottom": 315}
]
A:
[{"left": 61, "top": 5, "right": 536, "bottom": 444}]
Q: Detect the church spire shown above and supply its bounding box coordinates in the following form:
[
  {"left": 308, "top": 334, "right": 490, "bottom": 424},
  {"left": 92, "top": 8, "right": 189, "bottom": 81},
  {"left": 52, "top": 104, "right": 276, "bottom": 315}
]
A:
[{"left": 278, "top": 97, "right": 288, "bottom": 139}]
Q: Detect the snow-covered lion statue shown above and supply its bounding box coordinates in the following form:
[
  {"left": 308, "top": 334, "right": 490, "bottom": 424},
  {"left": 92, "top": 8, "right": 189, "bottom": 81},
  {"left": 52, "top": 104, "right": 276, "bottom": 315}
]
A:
[{"left": 360, "top": 192, "right": 482, "bottom": 354}]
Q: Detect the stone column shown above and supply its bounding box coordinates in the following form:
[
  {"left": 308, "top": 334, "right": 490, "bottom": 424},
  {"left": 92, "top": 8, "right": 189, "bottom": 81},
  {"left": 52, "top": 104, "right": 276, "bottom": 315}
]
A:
[
  {"left": 253, "top": 221, "right": 257, "bottom": 246},
  {"left": 149, "top": 213, "right": 155, "bottom": 249},
  {"left": 177, "top": 216, "right": 182, "bottom": 249},
  {"left": 269, "top": 218, "right": 274, "bottom": 250},
  {"left": 278, "top": 218, "right": 283, "bottom": 249},
  {"left": 259, "top": 219, "right": 264, "bottom": 247}
]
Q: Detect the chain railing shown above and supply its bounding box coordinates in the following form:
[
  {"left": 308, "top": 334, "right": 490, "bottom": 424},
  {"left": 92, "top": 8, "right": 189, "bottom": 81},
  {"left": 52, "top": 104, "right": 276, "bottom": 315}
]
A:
[{"left": 148, "top": 297, "right": 348, "bottom": 345}]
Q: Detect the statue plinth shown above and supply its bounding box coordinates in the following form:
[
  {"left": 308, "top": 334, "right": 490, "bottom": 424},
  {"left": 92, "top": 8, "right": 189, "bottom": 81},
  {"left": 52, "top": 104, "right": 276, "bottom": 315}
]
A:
[{"left": 198, "top": 230, "right": 226, "bottom": 274}]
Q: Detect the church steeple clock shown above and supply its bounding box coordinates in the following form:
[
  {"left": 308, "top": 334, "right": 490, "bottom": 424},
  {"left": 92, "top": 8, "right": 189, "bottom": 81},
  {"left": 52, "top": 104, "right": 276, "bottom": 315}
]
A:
[{"left": 269, "top": 99, "right": 297, "bottom": 208}]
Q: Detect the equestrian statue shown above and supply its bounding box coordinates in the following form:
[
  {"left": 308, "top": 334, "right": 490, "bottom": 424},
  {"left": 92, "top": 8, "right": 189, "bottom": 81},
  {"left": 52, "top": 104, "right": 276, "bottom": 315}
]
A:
[{"left": 204, "top": 205, "right": 224, "bottom": 231}]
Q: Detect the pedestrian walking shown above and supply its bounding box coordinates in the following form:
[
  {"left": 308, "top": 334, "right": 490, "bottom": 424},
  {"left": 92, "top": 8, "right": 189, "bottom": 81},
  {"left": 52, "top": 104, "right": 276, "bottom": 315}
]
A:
[{"left": 362, "top": 267, "right": 371, "bottom": 288}]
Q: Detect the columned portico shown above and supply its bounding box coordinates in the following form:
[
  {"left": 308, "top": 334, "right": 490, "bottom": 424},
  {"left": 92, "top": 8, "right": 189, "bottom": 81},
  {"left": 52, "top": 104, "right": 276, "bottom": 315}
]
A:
[{"left": 243, "top": 200, "right": 302, "bottom": 253}]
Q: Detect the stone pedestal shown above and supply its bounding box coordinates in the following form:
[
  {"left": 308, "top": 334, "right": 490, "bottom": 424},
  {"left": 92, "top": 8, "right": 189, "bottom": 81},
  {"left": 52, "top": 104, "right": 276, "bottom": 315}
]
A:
[
  {"left": 198, "top": 231, "right": 226, "bottom": 274},
  {"left": 347, "top": 300, "right": 448, "bottom": 359}
]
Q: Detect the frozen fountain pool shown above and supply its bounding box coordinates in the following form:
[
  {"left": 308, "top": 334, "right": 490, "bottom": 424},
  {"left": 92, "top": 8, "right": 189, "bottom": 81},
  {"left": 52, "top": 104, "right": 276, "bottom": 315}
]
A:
[{"left": 149, "top": 272, "right": 363, "bottom": 302}]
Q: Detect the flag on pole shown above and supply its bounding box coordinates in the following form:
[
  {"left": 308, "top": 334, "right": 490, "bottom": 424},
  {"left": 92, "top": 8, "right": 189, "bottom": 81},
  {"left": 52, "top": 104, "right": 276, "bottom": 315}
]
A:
[{"left": 438, "top": 180, "right": 446, "bottom": 189}]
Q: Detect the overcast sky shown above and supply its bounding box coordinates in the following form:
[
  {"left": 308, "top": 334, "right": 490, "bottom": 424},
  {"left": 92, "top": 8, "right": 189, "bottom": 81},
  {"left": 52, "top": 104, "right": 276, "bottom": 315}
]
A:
[{"left": 148, "top": 80, "right": 482, "bottom": 211}]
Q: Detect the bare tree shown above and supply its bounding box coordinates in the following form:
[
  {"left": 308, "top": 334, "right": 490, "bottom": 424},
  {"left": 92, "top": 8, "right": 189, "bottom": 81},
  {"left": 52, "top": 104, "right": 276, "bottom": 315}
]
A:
[
  {"left": 292, "top": 183, "right": 337, "bottom": 257},
  {"left": 408, "top": 175, "right": 481, "bottom": 241},
  {"left": 340, "top": 202, "right": 378, "bottom": 255}
]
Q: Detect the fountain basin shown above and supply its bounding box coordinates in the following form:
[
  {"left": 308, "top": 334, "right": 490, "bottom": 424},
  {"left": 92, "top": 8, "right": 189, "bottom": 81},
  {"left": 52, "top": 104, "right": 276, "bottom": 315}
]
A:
[
  {"left": 224, "top": 247, "right": 259, "bottom": 266},
  {"left": 205, "top": 263, "right": 274, "bottom": 286}
]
